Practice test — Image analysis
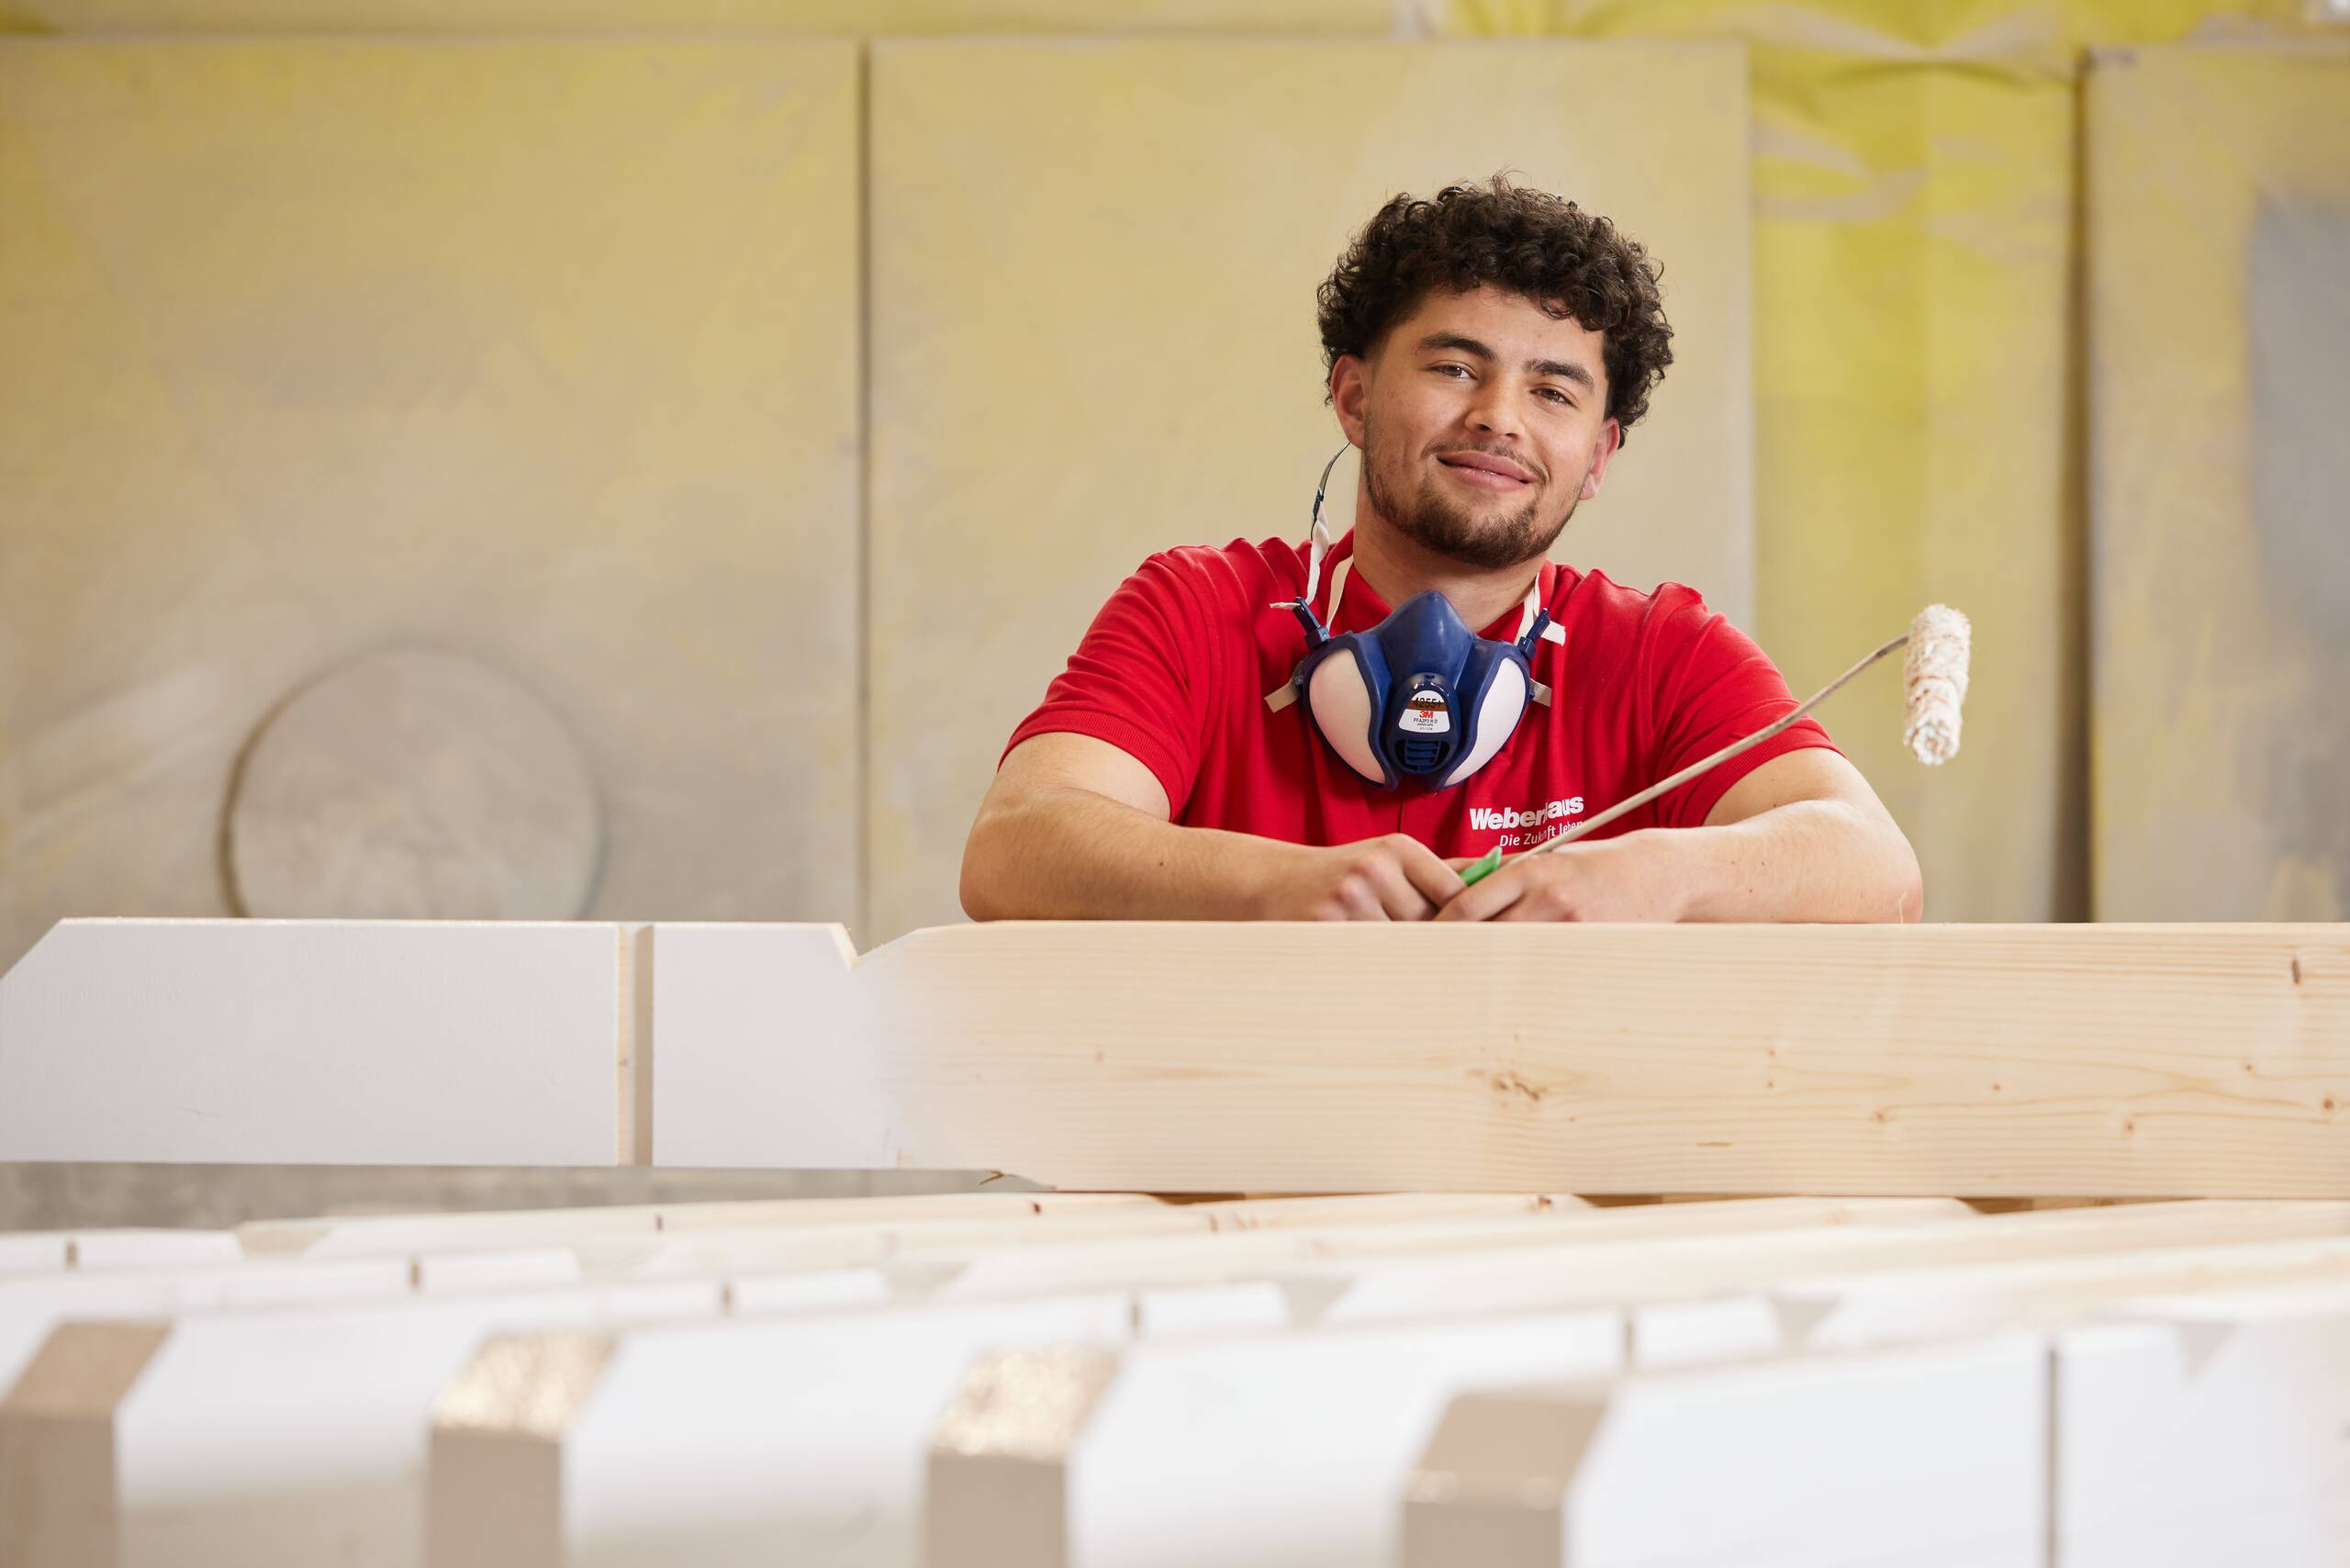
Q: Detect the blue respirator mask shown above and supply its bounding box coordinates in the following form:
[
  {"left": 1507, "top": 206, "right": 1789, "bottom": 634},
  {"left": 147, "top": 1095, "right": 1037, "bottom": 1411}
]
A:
[{"left": 1266, "top": 446, "right": 1560, "bottom": 790}]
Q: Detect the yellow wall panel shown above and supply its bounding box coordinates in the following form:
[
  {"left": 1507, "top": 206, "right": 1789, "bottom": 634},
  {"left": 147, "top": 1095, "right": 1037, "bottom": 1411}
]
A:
[
  {"left": 1446, "top": 0, "right": 2339, "bottom": 924},
  {"left": 0, "top": 39, "right": 863, "bottom": 969},
  {"left": 2087, "top": 42, "right": 2350, "bottom": 919},
  {"left": 1, "top": 0, "right": 1389, "bottom": 33},
  {"left": 1449, "top": 1, "right": 2096, "bottom": 923},
  {"left": 867, "top": 38, "right": 1755, "bottom": 941}
]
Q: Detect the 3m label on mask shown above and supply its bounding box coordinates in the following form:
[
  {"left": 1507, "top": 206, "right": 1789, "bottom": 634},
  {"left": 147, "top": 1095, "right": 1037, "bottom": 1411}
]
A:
[{"left": 1400, "top": 692, "right": 1450, "bottom": 734}]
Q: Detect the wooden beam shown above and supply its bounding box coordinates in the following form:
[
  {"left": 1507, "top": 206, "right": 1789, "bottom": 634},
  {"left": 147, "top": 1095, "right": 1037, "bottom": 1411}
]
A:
[
  {"left": 1301, "top": 1201, "right": 2350, "bottom": 1327},
  {"left": 237, "top": 1191, "right": 1583, "bottom": 1261},
  {"left": 685, "top": 920, "right": 2350, "bottom": 1194},
  {"left": 9, "top": 918, "right": 2347, "bottom": 1194}
]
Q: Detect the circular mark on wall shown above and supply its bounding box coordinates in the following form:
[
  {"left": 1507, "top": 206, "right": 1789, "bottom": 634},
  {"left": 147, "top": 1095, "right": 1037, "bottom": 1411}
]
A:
[{"left": 224, "top": 647, "right": 605, "bottom": 920}]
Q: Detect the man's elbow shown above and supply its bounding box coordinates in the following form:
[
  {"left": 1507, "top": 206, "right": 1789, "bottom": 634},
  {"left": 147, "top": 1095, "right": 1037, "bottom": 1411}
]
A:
[
  {"left": 959, "top": 813, "right": 1013, "bottom": 922},
  {"left": 963, "top": 803, "right": 1020, "bottom": 925},
  {"left": 1888, "top": 831, "right": 1926, "bottom": 924}
]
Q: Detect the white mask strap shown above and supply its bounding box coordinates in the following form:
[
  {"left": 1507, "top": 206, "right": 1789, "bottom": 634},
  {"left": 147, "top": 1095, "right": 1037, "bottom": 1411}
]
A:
[
  {"left": 1302, "top": 444, "right": 1347, "bottom": 612},
  {"left": 1324, "top": 557, "right": 1353, "bottom": 623},
  {"left": 1514, "top": 570, "right": 1545, "bottom": 641}
]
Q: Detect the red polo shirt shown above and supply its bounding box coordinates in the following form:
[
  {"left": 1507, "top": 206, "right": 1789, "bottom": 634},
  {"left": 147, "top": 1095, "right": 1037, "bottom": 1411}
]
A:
[{"left": 1002, "top": 531, "right": 1836, "bottom": 854}]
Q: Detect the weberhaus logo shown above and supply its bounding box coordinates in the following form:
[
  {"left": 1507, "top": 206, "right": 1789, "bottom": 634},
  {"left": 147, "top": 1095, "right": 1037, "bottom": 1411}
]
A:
[{"left": 1469, "top": 796, "right": 1584, "bottom": 832}]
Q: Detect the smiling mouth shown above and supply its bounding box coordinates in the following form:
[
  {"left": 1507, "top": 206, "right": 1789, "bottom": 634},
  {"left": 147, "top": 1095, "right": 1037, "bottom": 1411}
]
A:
[{"left": 1438, "top": 457, "right": 1535, "bottom": 489}]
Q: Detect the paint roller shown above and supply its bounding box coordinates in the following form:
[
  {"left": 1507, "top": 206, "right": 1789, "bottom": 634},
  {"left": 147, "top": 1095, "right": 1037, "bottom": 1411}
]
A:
[{"left": 1458, "top": 604, "right": 1973, "bottom": 887}]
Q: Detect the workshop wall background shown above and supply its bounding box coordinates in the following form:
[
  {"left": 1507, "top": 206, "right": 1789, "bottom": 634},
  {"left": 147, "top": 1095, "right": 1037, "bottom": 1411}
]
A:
[{"left": 2, "top": 0, "right": 2343, "bottom": 969}]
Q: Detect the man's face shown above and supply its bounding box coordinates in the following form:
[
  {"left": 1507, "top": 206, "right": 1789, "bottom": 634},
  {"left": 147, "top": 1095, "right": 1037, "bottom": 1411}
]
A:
[{"left": 1332, "top": 284, "right": 1619, "bottom": 571}]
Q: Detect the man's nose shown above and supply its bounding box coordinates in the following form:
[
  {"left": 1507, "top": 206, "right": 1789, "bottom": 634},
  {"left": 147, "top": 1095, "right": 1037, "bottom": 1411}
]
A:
[{"left": 1464, "top": 379, "right": 1527, "bottom": 442}]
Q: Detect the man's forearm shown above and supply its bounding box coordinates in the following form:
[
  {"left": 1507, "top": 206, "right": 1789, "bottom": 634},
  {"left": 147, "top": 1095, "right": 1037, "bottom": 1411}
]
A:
[
  {"left": 1655, "top": 801, "right": 1925, "bottom": 923},
  {"left": 962, "top": 786, "right": 1285, "bottom": 921}
]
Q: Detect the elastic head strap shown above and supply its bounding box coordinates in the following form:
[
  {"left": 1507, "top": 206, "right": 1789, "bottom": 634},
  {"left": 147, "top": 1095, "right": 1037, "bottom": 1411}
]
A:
[
  {"left": 1513, "top": 572, "right": 1546, "bottom": 643},
  {"left": 1302, "top": 443, "right": 1348, "bottom": 611}
]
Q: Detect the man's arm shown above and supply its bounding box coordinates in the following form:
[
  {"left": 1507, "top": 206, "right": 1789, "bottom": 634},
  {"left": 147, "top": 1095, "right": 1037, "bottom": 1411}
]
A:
[
  {"left": 961, "top": 733, "right": 1466, "bottom": 922},
  {"left": 1434, "top": 749, "right": 1924, "bottom": 923}
]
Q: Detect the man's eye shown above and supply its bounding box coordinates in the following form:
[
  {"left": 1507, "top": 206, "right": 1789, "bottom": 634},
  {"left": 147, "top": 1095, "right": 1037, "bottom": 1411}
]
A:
[
  {"left": 1539, "top": 388, "right": 1572, "bottom": 405},
  {"left": 1432, "top": 364, "right": 1470, "bottom": 377}
]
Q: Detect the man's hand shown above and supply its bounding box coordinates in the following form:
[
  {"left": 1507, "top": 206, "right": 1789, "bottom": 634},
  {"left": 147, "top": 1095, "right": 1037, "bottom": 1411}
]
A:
[
  {"left": 1256, "top": 834, "right": 1468, "bottom": 921},
  {"left": 1433, "top": 832, "right": 1689, "bottom": 922}
]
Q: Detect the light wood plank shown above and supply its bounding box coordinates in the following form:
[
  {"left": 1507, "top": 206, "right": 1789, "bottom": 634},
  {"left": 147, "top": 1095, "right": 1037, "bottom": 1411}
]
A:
[
  {"left": 241, "top": 1191, "right": 1582, "bottom": 1260},
  {"left": 1780, "top": 1236, "right": 2350, "bottom": 1351},
  {"left": 862, "top": 1202, "right": 2347, "bottom": 1327},
  {"left": 654, "top": 920, "right": 2350, "bottom": 1195},
  {"left": 1305, "top": 1201, "right": 2350, "bottom": 1327},
  {"left": 920, "top": 1197, "right": 1970, "bottom": 1305},
  {"left": 237, "top": 1191, "right": 1166, "bottom": 1259}
]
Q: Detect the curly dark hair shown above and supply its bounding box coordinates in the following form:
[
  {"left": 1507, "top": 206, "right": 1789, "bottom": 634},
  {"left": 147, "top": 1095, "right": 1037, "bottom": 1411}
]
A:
[{"left": 1316, "top": 174, "right": 1673, "bottom": 438}]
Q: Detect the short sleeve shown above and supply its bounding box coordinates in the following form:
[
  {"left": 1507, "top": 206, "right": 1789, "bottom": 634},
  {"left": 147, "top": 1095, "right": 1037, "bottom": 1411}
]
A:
[
  {"left": 1644, "top": 588, "right": 1841, "bottom": 830},
  {"left": 1000, "top": 553, "right": 1214, "bottom": 812}
]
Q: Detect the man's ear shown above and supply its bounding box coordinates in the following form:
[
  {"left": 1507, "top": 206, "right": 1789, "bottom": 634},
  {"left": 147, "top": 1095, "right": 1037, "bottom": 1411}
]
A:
[
  {"left": 1579, "top": 418, "right": 1622, "bottom": 501},
  {"left": 1329, "top": 354, "right": 1370, "bottom": 447}
]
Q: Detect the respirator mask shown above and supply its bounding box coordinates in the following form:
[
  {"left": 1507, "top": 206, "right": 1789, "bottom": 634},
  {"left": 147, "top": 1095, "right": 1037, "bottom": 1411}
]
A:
[{"left": 1266, "top": 446, "right": 1560, "bottom": 790}]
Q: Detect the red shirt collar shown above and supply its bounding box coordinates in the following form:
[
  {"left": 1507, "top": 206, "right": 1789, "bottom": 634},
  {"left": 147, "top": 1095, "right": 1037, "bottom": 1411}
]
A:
[{"left": 1314, "top": 531, "right": 1558, "bottom": 640}]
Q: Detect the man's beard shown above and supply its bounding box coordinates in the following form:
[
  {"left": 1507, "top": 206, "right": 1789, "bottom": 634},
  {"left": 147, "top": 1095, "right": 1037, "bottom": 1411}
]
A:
[{"left": 1360, "top": 417, "right": 1579, "bottom": 571}]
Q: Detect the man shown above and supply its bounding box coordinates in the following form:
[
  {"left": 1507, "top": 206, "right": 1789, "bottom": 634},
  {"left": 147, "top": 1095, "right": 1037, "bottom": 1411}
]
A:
[{"left": 962, "top": 177, "right": 1923, "bottom": 924}]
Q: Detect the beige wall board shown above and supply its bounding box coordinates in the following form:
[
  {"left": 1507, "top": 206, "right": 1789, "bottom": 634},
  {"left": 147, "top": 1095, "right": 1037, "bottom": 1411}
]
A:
[
  {"left": 0, "top": 1279, "right": 722, "bottom": 1568},
  {"left": 653, "top": 919, "right": 2350, "bottom": 1196},
  {"left": 1449, "top": 6, "right": 2099, "bottom": 924},
  {"left": 0, "top": 919, "right": 623, "bottom": 1165},
  {"left": 0, "top": 0, "right": 1393, "bottom": 32},
  {"left": 1402, "top": 1334, "right": 2047, "bottom": 1567},
  {"left": 867, "top": 39, "right": 1755, "bottom": 939},
  {"left": 0, "top": 39, "right": 862, "bottom": 974},
  {"left": 2087, "top": 42, "right": 2350, "bottom": 920}
]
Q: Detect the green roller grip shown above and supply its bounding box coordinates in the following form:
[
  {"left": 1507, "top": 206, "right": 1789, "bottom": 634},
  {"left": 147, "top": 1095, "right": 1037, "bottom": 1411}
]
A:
[{"left": 1460, "top": 846, "right": 1504, "bottom": 887}]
